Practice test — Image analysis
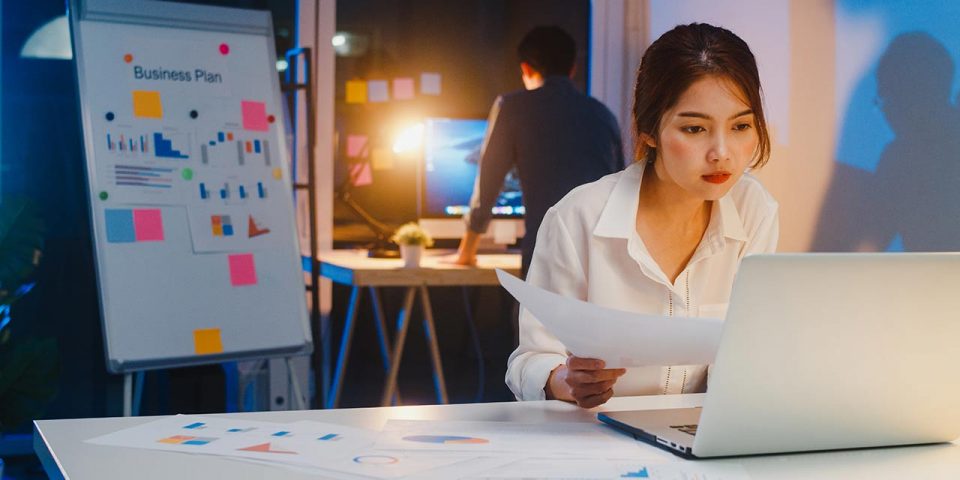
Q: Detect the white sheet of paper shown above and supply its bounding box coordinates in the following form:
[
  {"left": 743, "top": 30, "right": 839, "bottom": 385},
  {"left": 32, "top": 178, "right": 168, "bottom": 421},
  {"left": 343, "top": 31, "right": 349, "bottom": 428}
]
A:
[
  {"left": 460, "top": 456, "right": 751, "bottom": 480},
  {"left": 496, "top": 269, "right": 724, "bottom": 368},
  {"left": 239, "top": 451, "right": 476, "bottom": 479},
  {"left": 87, "top": 415, "right": 479, "bottom": 479},
  {"left": 86, "top": 415, "right": 375, "bottom": 457},
  {"left": 375, "top": 420, "right": 659, "bottom": 459}
]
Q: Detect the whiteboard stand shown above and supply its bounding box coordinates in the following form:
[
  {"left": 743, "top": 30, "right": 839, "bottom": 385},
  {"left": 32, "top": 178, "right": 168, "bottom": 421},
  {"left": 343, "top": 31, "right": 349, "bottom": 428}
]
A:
[
  {"left": 122, "top": 371, "right": 145, "bottom": 416},
  {"left": 121, "top": 358, "right": 305, "bottom": 416},
  {"left": 284, "top": 357, "right": 307, "bottom": 410}
]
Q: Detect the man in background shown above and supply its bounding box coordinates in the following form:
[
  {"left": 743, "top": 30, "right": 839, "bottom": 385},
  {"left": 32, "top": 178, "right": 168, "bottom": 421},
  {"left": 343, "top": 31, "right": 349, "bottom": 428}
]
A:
[{"left": 455, "top": 25, "right": 625, "bottom": 275}]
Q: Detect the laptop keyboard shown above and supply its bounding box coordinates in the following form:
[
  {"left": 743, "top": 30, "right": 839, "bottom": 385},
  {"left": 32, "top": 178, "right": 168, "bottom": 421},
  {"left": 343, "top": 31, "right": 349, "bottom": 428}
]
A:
[{"left": 670, "top": 424, "right": 698, "bottom": 436}]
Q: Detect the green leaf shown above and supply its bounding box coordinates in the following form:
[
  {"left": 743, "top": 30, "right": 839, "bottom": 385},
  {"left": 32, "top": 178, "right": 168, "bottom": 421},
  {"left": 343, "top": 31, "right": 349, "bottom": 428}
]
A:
[
  {"left": 0, "top": 337, "right": 59, "bottom": 432},
  {"left": 0, "top": 197, "right": 45, "bottom": 294}
]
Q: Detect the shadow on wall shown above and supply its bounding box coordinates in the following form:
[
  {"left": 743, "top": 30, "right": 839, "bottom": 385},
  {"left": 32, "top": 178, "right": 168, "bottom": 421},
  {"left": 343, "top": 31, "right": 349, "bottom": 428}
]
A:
[{"left": 813, "top": 32, "right": 960, "bottom": 252}]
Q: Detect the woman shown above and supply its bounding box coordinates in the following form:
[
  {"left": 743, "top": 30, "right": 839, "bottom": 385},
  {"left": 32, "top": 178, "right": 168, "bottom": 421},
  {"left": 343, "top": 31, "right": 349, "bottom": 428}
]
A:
[{"left": 506, "top": 23, "right": 779, "bottom": 408}]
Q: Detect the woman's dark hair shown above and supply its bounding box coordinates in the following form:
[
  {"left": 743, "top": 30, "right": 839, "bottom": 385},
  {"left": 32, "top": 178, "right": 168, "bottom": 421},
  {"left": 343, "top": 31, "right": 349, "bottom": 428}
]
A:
[{"left": 633, "top": 23, "right": 770, "bottom": 168}]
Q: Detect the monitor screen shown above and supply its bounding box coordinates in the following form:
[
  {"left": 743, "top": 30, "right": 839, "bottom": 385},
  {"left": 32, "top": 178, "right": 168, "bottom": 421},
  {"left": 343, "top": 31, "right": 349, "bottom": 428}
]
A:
[{"left": 420, "top": 117, "right": 524, "bottom": 218}]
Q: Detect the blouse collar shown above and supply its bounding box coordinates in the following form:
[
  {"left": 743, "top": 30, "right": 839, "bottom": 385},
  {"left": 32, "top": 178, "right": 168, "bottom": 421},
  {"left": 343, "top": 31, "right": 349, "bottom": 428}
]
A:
[{"left": 592, "top": 161, "right": 748, "bottom": 242}]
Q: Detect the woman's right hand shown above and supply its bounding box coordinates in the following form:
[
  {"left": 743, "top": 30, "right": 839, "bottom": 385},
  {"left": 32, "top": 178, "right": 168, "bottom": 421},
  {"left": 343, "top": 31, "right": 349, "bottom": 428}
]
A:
[{"left": 546, "top": 356, "right": 626, "bottom": 409}]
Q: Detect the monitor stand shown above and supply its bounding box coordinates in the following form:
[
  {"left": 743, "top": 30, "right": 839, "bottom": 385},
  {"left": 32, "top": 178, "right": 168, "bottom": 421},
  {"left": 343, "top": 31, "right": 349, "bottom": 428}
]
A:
[{"left": 419, "top": 218, "right": 525, "bottom": 246}]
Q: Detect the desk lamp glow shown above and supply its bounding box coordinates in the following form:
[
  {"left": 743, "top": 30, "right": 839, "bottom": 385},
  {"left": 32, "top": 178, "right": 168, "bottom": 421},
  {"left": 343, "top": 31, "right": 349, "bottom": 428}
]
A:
[{"left": 335, "top": 123, "right": 424, "bottom": 258}]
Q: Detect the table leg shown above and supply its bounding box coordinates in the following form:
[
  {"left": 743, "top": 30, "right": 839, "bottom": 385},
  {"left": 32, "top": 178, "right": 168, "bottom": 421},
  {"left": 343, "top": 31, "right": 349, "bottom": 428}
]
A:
[
  {"left": 320, "top": 311, "right": 332, "bottom": 406},
  {"left": 368, "top": 286, "right": 401, "bottom": 405},
  {"left": 326, "top": 285, "right": 363, "bottom": 409},
  {"left": 381, "top": 287, "right": 417, "bottom": 406},
  {"left": 419, "top": 285, "right": 449, "bottom": 404}
]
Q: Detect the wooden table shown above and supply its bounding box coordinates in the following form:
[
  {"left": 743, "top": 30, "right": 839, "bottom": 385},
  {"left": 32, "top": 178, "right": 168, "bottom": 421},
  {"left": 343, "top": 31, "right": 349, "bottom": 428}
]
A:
[{"left": 318, "top": 249, "right": 521, "bottom": 408}]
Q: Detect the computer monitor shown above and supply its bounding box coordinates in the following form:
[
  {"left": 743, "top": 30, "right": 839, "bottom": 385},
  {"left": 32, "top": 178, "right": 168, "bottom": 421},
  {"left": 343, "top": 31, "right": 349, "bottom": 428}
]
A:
[{"left": 417, "top": 117, "right": 525, "bottom": 244}]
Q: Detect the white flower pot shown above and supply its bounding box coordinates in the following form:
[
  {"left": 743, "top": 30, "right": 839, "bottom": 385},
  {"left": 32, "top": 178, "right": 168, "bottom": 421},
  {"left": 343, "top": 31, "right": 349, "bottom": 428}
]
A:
[{"left": 399, "top": 244, "right": 423, "bottom": 268}]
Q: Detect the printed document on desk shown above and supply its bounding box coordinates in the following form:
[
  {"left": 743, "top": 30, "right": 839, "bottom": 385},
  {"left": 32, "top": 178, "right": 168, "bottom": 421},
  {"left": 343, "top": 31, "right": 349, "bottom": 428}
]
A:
[
  {"left": 375, "top": 420, "right": 659, "bottom": 458},
  {"left": 496, "top": 270, "right": 723, "bottom": 368}
]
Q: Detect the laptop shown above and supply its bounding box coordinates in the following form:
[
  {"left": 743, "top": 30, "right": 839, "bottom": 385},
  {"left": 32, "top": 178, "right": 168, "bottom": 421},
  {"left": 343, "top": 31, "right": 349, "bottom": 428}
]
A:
[{"left": 598, "top": 253, "right": 960, "bottom": 458}]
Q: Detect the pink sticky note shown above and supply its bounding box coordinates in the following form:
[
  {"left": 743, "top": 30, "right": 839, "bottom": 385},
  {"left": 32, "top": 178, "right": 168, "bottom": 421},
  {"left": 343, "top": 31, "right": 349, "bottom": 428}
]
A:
[
  {"left": 241, "top": 100, "right": 270, "bottom": 132},
  {"left": 228, "top": 253, "right": 258, "bottom": 286},
  {"left": 133, "top": 209, "right": 164, "bottom": 242},
  {"left": 346, "top": 134, "right": 368, "bottom": 158},
  {"left": 349, "top": 162, "right": 373, "bottom": 187},
  {"left": 393, "top": 78, "right": 415, "bottom": 100}
]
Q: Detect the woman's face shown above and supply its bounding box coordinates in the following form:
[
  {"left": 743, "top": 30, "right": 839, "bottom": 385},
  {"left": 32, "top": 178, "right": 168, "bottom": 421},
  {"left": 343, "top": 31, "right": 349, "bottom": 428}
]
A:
[{"left": 646, "top": 75, "right": 759, "bottom": 202}]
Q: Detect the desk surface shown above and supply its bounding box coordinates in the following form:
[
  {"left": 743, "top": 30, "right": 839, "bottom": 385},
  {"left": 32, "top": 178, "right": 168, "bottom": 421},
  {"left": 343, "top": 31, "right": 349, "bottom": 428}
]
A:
[
  {"left": 35, "top": 395, "right": 960, "bottom": 479},
  {"left": 318, "top": 249, "right": 522, "bottom": 286}
]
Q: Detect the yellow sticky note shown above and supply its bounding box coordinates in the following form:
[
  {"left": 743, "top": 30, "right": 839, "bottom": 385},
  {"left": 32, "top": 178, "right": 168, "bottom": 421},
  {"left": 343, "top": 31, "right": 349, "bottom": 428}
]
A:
[
  {"left": 272, "top": 167, "right": 283, "bottom": 180},
  {"left": 194, "top": 328, "right": 223, "bottom": 355},
  {"left": 345, "top": 80, "right": 367, "bottom": 104},
  {"left": 371, "top": 147, "right": 394, "bottom": 170},
  {"left": 132, "top": 90, "right": 163, "bottom": 118}
]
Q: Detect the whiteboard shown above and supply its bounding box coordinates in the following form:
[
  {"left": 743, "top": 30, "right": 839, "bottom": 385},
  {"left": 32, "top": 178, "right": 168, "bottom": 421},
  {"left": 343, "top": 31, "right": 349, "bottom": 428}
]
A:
[{"left": 69, "top": 0, "right": 311, "bottom": 373}]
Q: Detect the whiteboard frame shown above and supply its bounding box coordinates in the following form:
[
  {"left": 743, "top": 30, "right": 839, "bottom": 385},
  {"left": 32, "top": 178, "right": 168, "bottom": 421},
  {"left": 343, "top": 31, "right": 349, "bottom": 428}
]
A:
[{"left": 69, "top": 0, "right": 312, "bottom": 373}]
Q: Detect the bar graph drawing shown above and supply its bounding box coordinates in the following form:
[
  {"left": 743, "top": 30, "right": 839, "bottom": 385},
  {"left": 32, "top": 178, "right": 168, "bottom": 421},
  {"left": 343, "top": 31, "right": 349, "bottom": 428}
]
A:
[
  {"left": 200, "top": 131, "right": 270, "bottom": 167},
  {"left": 114, "top": 164, "right": 176, "bottom": 189},
  {"left": 106, "top": 132, "right": 150, "bottom": 155},
  {"left": 153, "top": 132, "right": 190, "bottom": 159}
]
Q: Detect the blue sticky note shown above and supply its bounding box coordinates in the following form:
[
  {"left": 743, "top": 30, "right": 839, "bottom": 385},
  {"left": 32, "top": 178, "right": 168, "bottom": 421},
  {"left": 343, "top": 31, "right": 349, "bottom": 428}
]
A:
[
  {"left": 223, "top": 225, "right": 234, "bottom": 236},
  {"left": 105, "top": 209, "right": 135, "bottom": 243}
]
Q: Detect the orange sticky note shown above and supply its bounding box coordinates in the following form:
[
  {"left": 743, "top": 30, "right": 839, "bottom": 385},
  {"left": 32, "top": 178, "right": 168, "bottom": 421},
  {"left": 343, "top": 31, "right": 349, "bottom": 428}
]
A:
[
  {"left": 132, "top": 90, "right": 163, "bottom": 118},
  {"left": 371, "top": 147, "right": 394, "bottom": 170},
  {"left": 345, "top": 80, "right": 367, "bottom": 104},
  {"left": 194, "top": 328, "right": 223, "bottom": 355}
]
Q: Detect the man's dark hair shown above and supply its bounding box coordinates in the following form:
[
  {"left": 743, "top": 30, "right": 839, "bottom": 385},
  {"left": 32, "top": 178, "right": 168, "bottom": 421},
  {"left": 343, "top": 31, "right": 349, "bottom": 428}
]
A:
[{"left": 517, "top": 26, "right": 576, "bottom": 76}]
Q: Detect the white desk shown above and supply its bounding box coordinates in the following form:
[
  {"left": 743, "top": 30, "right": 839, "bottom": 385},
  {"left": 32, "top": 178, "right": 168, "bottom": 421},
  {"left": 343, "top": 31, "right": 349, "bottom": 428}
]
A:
[
  {"left": 34, "top": 395, "right": 960, "bottom": 479},
  {"left": 318, "top": 249, "right": 521, "bottom": 408}
]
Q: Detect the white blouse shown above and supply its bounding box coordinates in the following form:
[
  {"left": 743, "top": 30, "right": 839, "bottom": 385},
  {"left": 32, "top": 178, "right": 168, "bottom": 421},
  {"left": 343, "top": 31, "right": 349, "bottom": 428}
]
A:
[{"left": 506, "top": 161, "right": 779, "bottom": 401}]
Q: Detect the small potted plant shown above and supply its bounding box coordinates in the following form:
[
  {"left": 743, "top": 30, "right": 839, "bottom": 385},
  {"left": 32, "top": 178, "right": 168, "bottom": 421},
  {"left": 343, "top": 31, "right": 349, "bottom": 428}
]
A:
[{"left": 390, "top": 222, "right": 434, "bottom": 268}]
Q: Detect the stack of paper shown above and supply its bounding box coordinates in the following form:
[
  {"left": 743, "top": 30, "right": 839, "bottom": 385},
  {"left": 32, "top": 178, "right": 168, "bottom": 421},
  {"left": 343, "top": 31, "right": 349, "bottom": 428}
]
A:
[{"left": 87, "top": 415, "right": 750, "bottom": 479}]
